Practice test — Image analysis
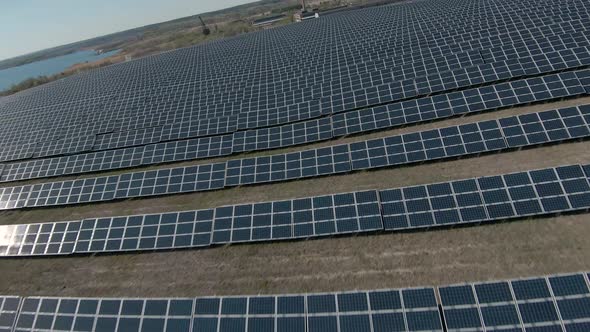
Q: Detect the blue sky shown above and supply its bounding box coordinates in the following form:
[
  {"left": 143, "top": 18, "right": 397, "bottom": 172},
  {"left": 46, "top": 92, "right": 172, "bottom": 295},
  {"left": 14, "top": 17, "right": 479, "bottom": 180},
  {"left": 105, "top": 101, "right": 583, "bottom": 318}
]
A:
[{"left": 0, "top": 0, "right": 255, "bottom": 61}]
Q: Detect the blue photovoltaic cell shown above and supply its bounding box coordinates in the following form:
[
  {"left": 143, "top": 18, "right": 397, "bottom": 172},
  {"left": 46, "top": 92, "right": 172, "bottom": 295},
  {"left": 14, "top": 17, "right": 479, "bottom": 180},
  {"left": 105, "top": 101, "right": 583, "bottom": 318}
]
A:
[
  {"left": 0, "top": 296, "right": 20, "bottom": 332},
  {"left": 439, "top": 285, "right": 483, "bottom": 331},
  {"left": 482, "top": 292, "right": 520, "bottom": 328},
  {"left": 401, "top": 288, "right": 444, "bottom": 331},
  {"left": 0, "top": 190, "right": 381, "bottom": 257}
]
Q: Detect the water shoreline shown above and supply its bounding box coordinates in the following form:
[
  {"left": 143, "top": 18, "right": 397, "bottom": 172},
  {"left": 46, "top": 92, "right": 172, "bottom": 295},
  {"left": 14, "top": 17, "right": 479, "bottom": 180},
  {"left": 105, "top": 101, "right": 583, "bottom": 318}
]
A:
[{"left": 0, "top": 49, "right": 120, "bottom": 91}]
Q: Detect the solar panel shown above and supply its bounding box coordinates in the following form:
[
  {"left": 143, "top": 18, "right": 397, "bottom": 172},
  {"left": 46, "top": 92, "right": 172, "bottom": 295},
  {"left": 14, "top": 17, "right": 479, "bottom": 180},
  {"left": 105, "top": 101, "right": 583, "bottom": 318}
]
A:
[
  {"left": 379, "top": 164, "right": 590, "bottom": 231},
  {"left": 349, "top": 119, "right": 505, "bottom": 170},
  {"left": 0, "top": 185, "right": 32, "bottom": 210},
  {"left": 211, "top": 190, "right": 382, "bottom": 244},
  {"left": 0, "top": 144, "right": 36, "bottom": 163},
  {"left": 113, "top": 163, "right": 226, "bottom": 199},
  {"left": 34, "top": 135, "right": 96, "bottom": 158},
  {"left": 237, "top": 100, "right": 325, "bottom": 130},
  {"left": 225, "top": 144, "right": 351, "bottom": 186},
  {"left": 0, "top": 221, "right": 80, "bottom": 257},
  {"left": 1, "top": 135, "right": 232, "bottom": 183},
  {"left": 18, "top": 163, "right": 226, "bottom": 209},
  {"left": 14, "top": 297, "right": 194, "bottom": 332},
  {"left": 0, "top": 190, "right": 380, "bottom": 257},
  {"left": 0, "top": 296, "right": 20, "bottom": 332},
  {"left": 439, "top": 272, "right": 590, "bottom": 331},
  {"left": 577, "top": 69, "right": 590, "bottom": 93},
  {"left": 232, "top": 117, "right": 332, "bottom": 153},
  {"left": 93, "top": 126, "right": 163, "bottom": 151},
  {"left": 0, "top": 40, "right": 583, "bottom": 164},
  {"left": 499, "top": 106, "right": 590, "bottom": 147},
  {"left": 192, "top": 288, "right": 443, "bottom": 332},
  {"left": 73, "top": 209, "right": 214, "bottom": 253},
  {"left": 160, "top": 115, "right": 239, "bottom": 141},
  {"left": 141, "top": 135, "right": 233, "bottom": 164},
  {"left": 349, "top": 104, "right": 590, "bottom": 172}
]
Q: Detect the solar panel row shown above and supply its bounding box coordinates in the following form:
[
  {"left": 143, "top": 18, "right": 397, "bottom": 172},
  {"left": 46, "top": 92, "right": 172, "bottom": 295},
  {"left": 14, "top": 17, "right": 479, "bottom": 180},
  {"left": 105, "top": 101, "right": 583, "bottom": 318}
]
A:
[
  {"left": 379, "top": 164, "right": 590, "bottom": 230},
  {"left": 1, "top": 163, "right": 590, "bottom": 257},
  {"left": 1, "top": 70, "right": 589, "bottom": 184},
  {"left": 9, "top": 287, "right": 443, "bottom": 332},
  {"left": 0, "top": 105, "right": 589, "bottom": 211},
  {"left": 4, "top": 271, "right": 589, "bottom": 331},
  {"left": 348, "top": 106, "right": 590, "bottom": 171}
]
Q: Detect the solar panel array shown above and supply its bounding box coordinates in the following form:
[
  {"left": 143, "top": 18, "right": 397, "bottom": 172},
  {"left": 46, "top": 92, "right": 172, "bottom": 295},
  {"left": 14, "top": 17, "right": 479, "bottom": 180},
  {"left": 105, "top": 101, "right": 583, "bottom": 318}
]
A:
[
  {"left": 1, "top": 69, "right": 588, "bottom": 184},
  {"left": 4, "top": 271, "right": 590, "bottom": 331},
  {"left": 2, "top": 163, "right": 590, "bottom": 258},
  {"left": 0, "top": 0, "right": 588, "bottom": 183},
  {"left": 0, "top": 104, "right": 589, "bottom": 212},
  {"left": 2, "top": 0, "right": 590, "bottom": 329}
]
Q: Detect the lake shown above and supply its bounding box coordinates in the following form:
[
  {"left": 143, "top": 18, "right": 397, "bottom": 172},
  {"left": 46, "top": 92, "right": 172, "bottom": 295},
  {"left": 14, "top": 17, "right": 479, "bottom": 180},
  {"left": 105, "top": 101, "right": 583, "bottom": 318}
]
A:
[{"left": 0, "top": 49, "right": 120, "bottom": 91}]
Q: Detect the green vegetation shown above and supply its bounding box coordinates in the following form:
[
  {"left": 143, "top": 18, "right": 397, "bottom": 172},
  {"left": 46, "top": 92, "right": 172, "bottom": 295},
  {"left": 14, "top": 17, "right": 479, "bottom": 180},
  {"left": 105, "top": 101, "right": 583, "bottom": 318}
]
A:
[
  {"left": 123, "top": 17, "right": 294, "bottom": 59},
  {"left": 0, "top": 57, "right": 121, "bottom": 97},
  {"left": 0, "top": 76, "right": 58, "bottom": 97}
]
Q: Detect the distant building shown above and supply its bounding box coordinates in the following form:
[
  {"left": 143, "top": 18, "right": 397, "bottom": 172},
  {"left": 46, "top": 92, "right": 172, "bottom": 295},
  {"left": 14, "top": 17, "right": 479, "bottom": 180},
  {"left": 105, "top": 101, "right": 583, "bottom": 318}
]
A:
[
  {"left": 294, "top": 11, "right": 319, "bottom": 22},
  {"left": 252, "top": 14, "right": 287, "bottom": 28}
]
